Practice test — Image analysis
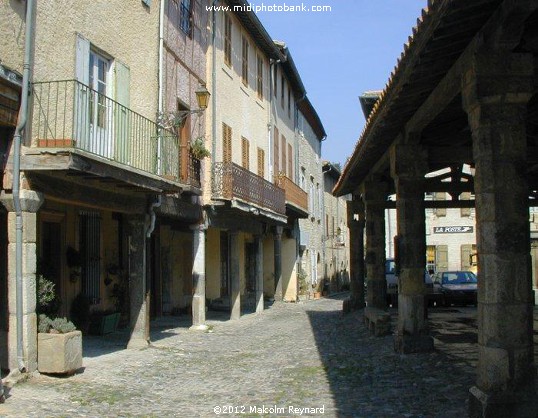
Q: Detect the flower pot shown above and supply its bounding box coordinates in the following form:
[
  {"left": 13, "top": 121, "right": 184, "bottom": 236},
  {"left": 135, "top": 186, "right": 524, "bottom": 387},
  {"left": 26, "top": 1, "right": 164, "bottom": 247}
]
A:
[
  {"left": 314, "top": 291, "right": 321, "bottom": 300},
  {"left": 38, "top": 330, "right": 82, "bottom": 375}
]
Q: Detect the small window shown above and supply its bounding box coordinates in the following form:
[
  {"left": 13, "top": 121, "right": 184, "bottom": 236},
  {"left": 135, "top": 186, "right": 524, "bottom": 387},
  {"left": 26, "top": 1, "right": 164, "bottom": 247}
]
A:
[
  {"left": 241, "top": 36, "right": 249, "bottom": 86},
  {"left": 256, "top": 55, "right": 263, "bottom": 100},
  {"left": 287, "top": 86, "right": 291, "bottom": 118},
  {"left": 281, "top": 135, "right": 286, "bottom": 177},
  {"left": 224, "top": 14, "right": 232, "bottom": 67},
  {"left": 273, "top": 66, "right": 278, "bottom": 97},
  {"left": 179, "top": 0, "right": 193, "bottom": 36},
  {"left": 281, "top": 76, "right": 285, "bottom": 108},
  {"left": 273, "top": 126, "right": 279, "bottom": 178},
  {"left": 287, "top": 143, "right": 293, "bottom": 179}
]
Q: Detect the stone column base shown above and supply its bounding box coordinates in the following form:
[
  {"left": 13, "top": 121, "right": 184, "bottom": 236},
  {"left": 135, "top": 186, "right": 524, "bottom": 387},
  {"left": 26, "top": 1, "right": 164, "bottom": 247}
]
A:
[
  {"left": 189, "top": 324, "right": 209, "bottom": 332},
  {"left": 469, "top": 385, "right": 537, "bottom": 418},
  {"left": 342, "top": 296, "right": 365, "bottom": 313},
  {"left": 393, "top": 332, "right": 433, "bottom": 354}
]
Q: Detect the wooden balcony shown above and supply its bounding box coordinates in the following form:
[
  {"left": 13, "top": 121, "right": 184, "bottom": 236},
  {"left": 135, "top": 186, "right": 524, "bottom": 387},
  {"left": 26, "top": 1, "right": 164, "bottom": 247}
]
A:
[
  {"left": 275, "top": 175, "right": 309, "bottom": 218},
  {"left": 212, "top": 162, "right": 286, "bottom": 216}
]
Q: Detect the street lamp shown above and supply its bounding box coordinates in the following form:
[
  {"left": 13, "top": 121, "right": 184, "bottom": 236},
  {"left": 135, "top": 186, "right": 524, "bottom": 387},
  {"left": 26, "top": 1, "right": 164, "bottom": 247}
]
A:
[{"left": 195, "top": 84, "right": 210, "bottom": 111}]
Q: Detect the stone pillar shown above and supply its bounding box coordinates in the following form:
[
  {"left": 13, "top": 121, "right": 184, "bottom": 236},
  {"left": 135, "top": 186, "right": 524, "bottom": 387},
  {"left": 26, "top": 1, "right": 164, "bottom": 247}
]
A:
[
  {"left": 254, "top": 235, "right": 264, "bottom": 314},
  {"left": 462, "top": 52, "right": 537, "bottom": 416},
  {"left": 273, "top": 226, "right": 283, "bottom": 302},
  {"left": 0, "top": 189, "right": 43, "bottom": 372},
  {"left": 126, "top": 215, "right": 150, "bottom": 349},
  {"left": 345, "top": 198, "right": 365, "bottom": 311},
  {"left": 229, "top": 231, "right": 241, "bottom": 320},
  {"left": 190, "top": 223, "right": 207, "bottom": 330},
  {"left": 363, "top": 179, "right": 388, "bottom": 310},
  {"left": 390, "top": 143, "right": 432, "bottom": 354}
]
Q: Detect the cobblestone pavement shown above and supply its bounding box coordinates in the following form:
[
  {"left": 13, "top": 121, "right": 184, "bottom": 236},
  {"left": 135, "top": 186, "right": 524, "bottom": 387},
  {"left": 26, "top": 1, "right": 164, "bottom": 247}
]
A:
[{"left": 0, "top": 295, "right": 535, "bottom": 418}]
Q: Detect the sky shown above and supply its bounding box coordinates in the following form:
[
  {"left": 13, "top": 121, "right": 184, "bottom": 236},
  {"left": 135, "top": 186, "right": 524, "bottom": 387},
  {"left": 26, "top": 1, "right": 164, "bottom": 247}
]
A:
[{"left": 255, "top": 0, "right": 428, "bottom": 167}]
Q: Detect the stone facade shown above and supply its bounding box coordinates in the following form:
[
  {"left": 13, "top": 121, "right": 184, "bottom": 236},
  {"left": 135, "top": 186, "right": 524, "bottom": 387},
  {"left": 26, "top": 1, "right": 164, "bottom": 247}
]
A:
[
  {"left": 296, "top": 110, "right": 324, "bottom": 295},
  {"left": 322, "top": 162, "right": 350, "bottom": 291}
]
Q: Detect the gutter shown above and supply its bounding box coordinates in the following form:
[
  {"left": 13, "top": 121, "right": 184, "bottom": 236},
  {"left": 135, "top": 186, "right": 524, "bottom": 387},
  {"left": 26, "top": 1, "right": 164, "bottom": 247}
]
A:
[
  {"left": 211, "top": 0, "right": 218, "bottom": 166},
  {"left": 157, "top": 0, "right": 165, "bottom": 174},
  {"left": 12, "top": 0, "right": 36, "bottom": 373}
]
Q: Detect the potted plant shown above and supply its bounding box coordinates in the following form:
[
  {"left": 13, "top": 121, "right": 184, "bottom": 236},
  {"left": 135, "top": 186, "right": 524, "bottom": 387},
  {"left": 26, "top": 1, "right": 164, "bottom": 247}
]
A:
[
  {"left": 37, "top": 314, "right": 82, "bottom": 375},
  {"left": 190, "top": 137, "right": 210, "bottom": 159}
]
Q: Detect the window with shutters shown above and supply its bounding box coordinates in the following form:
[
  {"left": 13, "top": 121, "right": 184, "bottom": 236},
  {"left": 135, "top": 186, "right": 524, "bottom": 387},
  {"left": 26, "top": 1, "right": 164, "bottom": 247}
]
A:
[
  {"left": 426, "top": 245, "right": 436, "bottom": 273},
  {"left": 281, "top": 135, "right": 287, "bottom": 177},
  {"left": 241, "top": 136, "right": 250, "bottom": 169},
  {"left": 224, "top": 14, "right": 232, "bottom": 67},
  {"left": 241, "top": 36, "right": 249, "bottom": 86},
  {"left": 460, "top": 244, "right": 474, "bottom": 271},
  {"left": 435, "top": 192, "right": 446, "bottom": 217},
  {"left": 273, "top": 66, "right": 278, "bottom": 97},
  {"left": 257, "top": 147, "right": 265, "bottom": 178},
  {"left": 222, "top": 123, "right": 232, "bottom": 163},
  {"left": 287, "top": 143, "right": 293, "bottom": 179},
  {"left": 281, "top": 76, "right": 285, "bottom": 109},
  {"left": 273, "top": 126, "right": 279, "bottom": 178},
  {"left": 287, "top": 86, "right": 291, "bottom": 118},
  {"left": 435, "top": 245, "right": 449, "bottom": 272},
  {"left": 460, "top": 192, "right": 471, "bottom": 217},
  {"left": 256, "top": 55, "right": 263, "bottom": 100}
]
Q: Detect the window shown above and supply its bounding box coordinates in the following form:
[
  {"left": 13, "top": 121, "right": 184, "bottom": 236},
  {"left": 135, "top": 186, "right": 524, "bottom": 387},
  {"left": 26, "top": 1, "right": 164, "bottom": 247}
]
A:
[
  {"left": 273, "top": 66, "right": 277, "bottom": 97},
  {"left": 224, "top": 14, "right": 232, "bottom": 67},
  {"left": 179, "top": 0, "right": 192, "bottom": 36},
  {"left": 287, "top": 86, "right": 291, "bottom": 118},
  {"left": 435, "top": 192, "right": 446, "bottom": 217},
  {"left": 89, "top": 51, "right": 109, "bottom": 129},
  {"left": 281, "top": 135, "right": 287, "bottom": 177},
  {"left": 257, "top": 147, "right": 265, "bottom": 178},
  {"left": 281, "top": 76, "right": 285, "bottom": 108},
  {"left": 241, "top": 36, "right": 249, "bottom": 86},
  {"left": 287, "top": 143, "right": 293, "bottom": 179},
  {"left": 80, "top": 211, "right": 101, "bottom": 304},
  {"left": 460, "top": 192, "right": 471, "bottom": 217},
  {"left": 273, "top": 126, "right": 279, "bottom": 178},
  {"left": 256, "top": 55, "right": 263, "bottom": 100},
  {"left": 317, "top": 183, "right": 322, "bottom": 219},
  {"left": 241, "top": 136, "right": 250, "bottom": 169},
  {"left": 222, "top": 123, "right": 232, "bottom": 163},
  {"left": 309, "top": 177, "right": 315, "bottom": 215}
]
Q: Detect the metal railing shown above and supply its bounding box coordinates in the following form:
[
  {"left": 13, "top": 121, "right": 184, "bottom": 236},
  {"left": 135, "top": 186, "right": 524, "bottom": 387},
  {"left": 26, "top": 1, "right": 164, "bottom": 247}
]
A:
[
  {"left": 32, "top": 80, "right": 181, "bottom": 182},
  {"left": 212, "top": 162, "right": 286, "bottom": 215},
  {"left": 275, "top": 175, "right": 308, "bottom": 213}
]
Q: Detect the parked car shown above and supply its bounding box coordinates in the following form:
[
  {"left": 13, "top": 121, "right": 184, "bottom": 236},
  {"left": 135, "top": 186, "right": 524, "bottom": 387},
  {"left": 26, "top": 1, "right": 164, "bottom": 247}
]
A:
[
  {"left": 431, "top": 271, "right": 477, "bottom": 306},
  {"left": 385, "top": 258, "right": 433, "bottom": 307}
]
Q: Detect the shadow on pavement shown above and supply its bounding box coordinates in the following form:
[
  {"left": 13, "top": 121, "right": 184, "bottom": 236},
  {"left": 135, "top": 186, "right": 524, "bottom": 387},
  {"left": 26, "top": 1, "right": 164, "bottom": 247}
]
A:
[{"left": 305, "top": 296, "right": 479, "bottom": 417}]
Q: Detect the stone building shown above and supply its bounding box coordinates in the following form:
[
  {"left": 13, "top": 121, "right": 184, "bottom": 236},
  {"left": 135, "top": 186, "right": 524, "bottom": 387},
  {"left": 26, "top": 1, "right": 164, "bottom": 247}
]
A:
[
  {"left": 0, "top": 0, "right": 207, "bottom": 372},
  {"left": 322, "top": 161, "right": 350, "bottom": 291},
  {"left": 336, "top": 1, "right": 538, "bottom": 415},
  {"left": 296, "top": 97, "right": 326, "bottom": 297}
]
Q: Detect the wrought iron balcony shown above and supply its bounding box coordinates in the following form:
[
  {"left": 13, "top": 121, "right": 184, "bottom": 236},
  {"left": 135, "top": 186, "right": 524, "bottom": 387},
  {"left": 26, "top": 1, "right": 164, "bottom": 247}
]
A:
[
  {"left": 31, "top": 80, "right": 200, "bottom": 186},
  {"left": 212, "top": 162, "right": 286, "bottom": 215},
  {"left": 275, "top": 175, "right": 309, "bottom": 217}
]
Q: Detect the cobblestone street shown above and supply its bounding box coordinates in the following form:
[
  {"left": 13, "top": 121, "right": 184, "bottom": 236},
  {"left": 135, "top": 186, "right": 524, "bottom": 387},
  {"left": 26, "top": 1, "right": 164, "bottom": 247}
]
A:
[{"left": 1, "top": 295, "right": 534, "bottom": 418}]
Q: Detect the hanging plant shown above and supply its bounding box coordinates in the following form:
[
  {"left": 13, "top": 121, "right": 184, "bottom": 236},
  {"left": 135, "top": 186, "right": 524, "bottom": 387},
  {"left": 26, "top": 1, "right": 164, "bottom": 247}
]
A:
[{"left": 190, "top": 137, "right": 211, "bottom": 159}]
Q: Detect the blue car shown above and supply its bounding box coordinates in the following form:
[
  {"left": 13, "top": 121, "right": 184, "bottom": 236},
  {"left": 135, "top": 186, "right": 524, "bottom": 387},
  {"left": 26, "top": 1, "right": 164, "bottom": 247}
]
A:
[{"left": 431, "top": 271, "right": 478, "bottom": 306}]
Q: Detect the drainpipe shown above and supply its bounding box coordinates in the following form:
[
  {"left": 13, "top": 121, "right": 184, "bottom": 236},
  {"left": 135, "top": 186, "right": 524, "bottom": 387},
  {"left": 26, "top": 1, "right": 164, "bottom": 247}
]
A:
[
  {"left": 210, "top": 0, "right": 218, "bottom": 165},
  {"left": 146, "top": 195, "right": 162, "bottom": 238},
  {"left": 11, "top": 0, "right": 36, "bottom": 373},
  {"left": 157, "top": 0, "right": 165, "bottom": 174}
]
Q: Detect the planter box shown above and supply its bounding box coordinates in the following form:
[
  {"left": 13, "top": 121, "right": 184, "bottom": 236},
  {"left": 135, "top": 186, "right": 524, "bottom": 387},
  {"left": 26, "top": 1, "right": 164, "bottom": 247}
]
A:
[
  {"left": 89, "top": 312, "right": 120, "bottom": 335},
  {"left": 38, "top": 331, "right": 82, "bottom": 375},
  {"left": 37, "top": 138, "right": 74, "bottom": 148}
]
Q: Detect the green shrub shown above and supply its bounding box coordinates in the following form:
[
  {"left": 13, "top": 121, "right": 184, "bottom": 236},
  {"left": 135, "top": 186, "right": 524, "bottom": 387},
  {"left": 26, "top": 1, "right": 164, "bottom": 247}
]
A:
[{"left": 38, "top": 314, "right": 77, "bottom": 334}]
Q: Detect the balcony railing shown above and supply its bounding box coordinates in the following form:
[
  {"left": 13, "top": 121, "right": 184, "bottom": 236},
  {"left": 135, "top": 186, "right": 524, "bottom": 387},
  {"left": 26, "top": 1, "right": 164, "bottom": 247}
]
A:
[
  {"left": 275, "top": 175, "right": 309, "bottom": 214},
  {"left": 212, "top": 162, "right": 286, "bottom": 215},
  {"left": 31, "top": 80, "right": 191, "bottom": 184}
]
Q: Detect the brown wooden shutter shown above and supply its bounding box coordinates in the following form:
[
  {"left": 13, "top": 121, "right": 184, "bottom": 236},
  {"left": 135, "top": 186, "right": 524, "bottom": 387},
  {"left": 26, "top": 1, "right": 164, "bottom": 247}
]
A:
[
  {"left": 257, "top": 147, "right": 265, "bottom": 178},
  {"left": 287, "top": 143, "right": 293, "bottom": 179},
  {"left": 281, "top": 135, "right": 287, "bottom": 177},
  {"left": 435, "top": 245, "right": 449, "bottom": 272},
  {"left": 241, "top": 136, "right": 249, "bottom": 169},
  {"left": 222, "top": 123, "right": 232, "bottom": 163},
  {"left": 460, "top": 192, "right": 471, "bottom": 216}
]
